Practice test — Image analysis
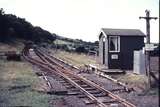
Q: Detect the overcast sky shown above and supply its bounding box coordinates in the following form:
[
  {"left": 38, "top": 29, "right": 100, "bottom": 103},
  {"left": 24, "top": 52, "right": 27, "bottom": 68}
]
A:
[{"left": 0, "top": 0, "right": 159, "bottom": 42}]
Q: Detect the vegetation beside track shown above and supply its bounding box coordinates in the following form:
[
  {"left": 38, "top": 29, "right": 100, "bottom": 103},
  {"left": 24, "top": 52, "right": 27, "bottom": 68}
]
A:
[
  {"left": 117, "top": 73, "right": 148, "bottom": 90},
  {"left": 53, "top": 50, "right": 98, "bottom": 67},
  {"left": 53, "top": 49, "right": 159, "bottom": 93},
  {"left": 0, "top": 60, "right": 54, "bottom": 107}
]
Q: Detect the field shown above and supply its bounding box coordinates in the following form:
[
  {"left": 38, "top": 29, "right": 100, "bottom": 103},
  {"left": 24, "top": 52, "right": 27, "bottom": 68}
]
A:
[
  {"left": 53, "top": 50, "right": 98, "bottom": 67},
  {"left": 0, "top": 43, "right": 56, "bottom": 107},
  {"left": 0, "top": 60, "right": 55, "bottom": 107}
]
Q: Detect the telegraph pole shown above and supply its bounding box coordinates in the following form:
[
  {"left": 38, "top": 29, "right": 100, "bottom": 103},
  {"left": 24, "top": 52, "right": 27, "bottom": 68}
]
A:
[{"left": 139, "top": 10, "right": 157, "bottom": 88}]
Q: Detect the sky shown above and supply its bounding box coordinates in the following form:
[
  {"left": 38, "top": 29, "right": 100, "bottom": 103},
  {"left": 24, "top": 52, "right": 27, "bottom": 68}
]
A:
[{"left": 0, "top": 0, "right": 159, "bottom": 42}]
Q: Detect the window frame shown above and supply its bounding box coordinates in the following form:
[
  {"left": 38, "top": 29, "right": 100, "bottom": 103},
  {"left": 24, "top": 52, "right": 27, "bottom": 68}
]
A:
[{"left": 109, "top": 36, "right": 120, "bottom": 52}]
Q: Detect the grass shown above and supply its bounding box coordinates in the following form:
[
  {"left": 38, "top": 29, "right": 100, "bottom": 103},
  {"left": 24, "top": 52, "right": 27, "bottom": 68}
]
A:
[
  {"left": 54, "top": 39, "right": 73, "bottom": 45},
  {"left": 117, "top": 73, "right": 148, "bottom": 84},
  {"left": 116, "top": 73, "right": 149, "bottom": 91},
  {"left": 0, "top": 40, "right": 24, "bottom": 52},
  {"left": 117, "top": 73, "right": 158, "bottom": 93},
  {"left": 0, "top": 60, "right": 53, "bottom": 107},
  {"left": 53, "top": 50, "right": 98, "bottom": 67}
]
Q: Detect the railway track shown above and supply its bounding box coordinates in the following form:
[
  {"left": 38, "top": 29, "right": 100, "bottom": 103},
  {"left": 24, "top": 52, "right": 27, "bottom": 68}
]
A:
[
  {"left": 22, "top": 46, "right": 136, "bottom": 107},
  {"left": 37, "top": 47, "right": 133, "bottom": 92}
]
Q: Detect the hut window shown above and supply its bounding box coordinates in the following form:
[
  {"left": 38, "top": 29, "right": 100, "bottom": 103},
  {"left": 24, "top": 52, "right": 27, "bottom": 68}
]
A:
[{"left": 109, "top": 36, "right": 120, "bottom": 52}]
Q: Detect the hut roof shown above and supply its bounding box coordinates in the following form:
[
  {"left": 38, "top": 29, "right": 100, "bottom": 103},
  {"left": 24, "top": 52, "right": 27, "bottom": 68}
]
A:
[{"left": 101, "top": 28, "right": 145, "bottom": 36}]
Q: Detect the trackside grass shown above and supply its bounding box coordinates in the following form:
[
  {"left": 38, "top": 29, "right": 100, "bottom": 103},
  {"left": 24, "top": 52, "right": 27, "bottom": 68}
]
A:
[
  {"left": 0, "top": 60, "right": 54, "bottom": 107},
  {"left": 53, "top": 50, "right": 97, "bottom": 67}
]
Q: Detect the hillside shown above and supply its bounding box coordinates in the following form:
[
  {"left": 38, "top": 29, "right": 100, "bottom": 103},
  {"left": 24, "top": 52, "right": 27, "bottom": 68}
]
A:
[
  {"left": 0, "top": 8, "right": 98, "bottom": 54},
  {"left": 0, "top": 8, "right": 56, "bottom": 44},
  {"left": 53, "top": 35, "right": 98, "bottom": 53}
]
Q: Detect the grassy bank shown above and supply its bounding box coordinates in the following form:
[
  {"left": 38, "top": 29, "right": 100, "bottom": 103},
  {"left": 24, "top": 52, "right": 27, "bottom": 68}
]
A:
[
  {"left": 53, "top": 50, "right": 98, "bottom": 67},
  {"left": 0, "top": 60, "right": 52, "bottom": 107}
]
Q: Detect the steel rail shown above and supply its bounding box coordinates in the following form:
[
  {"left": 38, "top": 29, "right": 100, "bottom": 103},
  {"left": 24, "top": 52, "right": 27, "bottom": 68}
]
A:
[
  {"left": 22, "top": 48, "right": 48, "bottom": 66},
  {"left": 34, "top": 48, "right": 136, "bottom": 107},
  {"left": 23, "top": 48, "right": 107, "bottom": 107},
  {"left": 34, "top": 49, "right": 108, "bottom": 107},
  {"left": 38, "top": 48, "right": 133, "bottom": 92}
]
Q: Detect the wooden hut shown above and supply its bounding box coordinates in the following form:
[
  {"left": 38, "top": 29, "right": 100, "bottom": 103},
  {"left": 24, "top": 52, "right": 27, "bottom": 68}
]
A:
[{"left": 98, "top": 28, "right": 145, "bottom": 70}]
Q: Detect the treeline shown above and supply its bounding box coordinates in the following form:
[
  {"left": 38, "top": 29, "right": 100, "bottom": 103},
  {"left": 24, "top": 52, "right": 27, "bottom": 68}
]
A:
[
  {"left": 0, "top": 8, "right": 99, "bottom": 54},
  {"left": 0, "top": 8, "right": 56, "bottom": 43}
]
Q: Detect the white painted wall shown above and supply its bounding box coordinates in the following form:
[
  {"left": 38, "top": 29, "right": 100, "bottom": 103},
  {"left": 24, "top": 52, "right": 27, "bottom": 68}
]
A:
[
  {"left": 105, "top": 37, "right": 108, "bottom": 68},
  {"left": 99, "top": 36, "right": 104, "bottom": 64}
]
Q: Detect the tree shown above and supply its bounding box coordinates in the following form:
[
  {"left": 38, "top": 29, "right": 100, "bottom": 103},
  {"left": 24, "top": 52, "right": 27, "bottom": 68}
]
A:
[
  {"left": 75, "top": 46, "right": 87, "bottom": 53},
  {"left": 0, "top": 8, "right": 9, "bottom": 41},
  {"left": 0, "top": 8, "right": 4, "bottom": 15},
  {"left": 0, "top": 8, "right": 56, "bottom": 43}
]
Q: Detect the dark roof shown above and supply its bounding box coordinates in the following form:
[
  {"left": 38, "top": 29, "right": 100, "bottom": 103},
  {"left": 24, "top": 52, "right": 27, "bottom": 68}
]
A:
[{"left": 102, "top": 28, "right": 145, "bottom": 36}]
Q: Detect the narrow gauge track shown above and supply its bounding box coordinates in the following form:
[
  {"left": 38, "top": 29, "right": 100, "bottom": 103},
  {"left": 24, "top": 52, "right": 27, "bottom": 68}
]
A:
[
  {"left": 22, "top": 47, "right": 136, "bottom": 107},
  {"left": 38, "top": 47, "right": 133, "bottom": 93}
]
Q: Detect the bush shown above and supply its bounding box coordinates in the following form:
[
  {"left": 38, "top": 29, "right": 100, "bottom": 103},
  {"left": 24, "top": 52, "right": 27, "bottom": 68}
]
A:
[{"left": 75, "top": 46, "right": 88, "bottom": 53}]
